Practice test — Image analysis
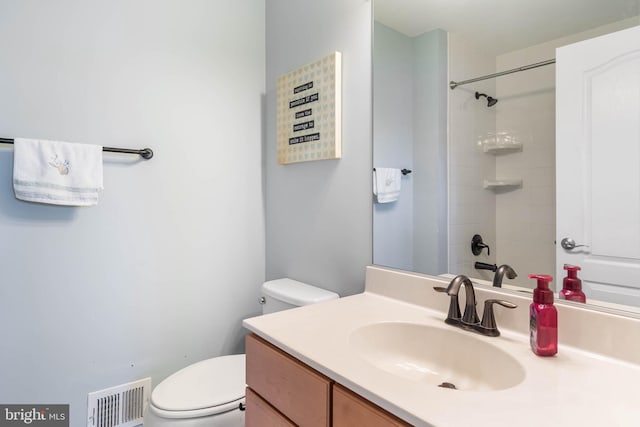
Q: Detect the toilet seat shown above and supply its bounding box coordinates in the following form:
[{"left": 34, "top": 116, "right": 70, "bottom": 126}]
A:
[
  {"left": 149, "top": 354, "right": 246, "bottom": 419},
  {"left": 149, "top": 397, "right": 244, "bottom": 419}
]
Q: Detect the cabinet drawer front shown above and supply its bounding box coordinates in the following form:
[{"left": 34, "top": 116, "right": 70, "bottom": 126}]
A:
[
  {"left": 245, "top": 334, "right": 331, "bottom": 427},
  {"left": 333, "top": 384, "right": 412, "bottom": 427},
  {"left": 246, "top": 387, "right": 296, "bottom": 427}
]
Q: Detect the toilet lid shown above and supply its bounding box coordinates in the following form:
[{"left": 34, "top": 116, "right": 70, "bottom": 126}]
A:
[{"left": 151, "top": 354, "right": 246, "bottom": 412}]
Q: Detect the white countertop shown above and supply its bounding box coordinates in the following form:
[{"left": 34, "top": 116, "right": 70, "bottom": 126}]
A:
[{"left": 243, "top": 268, "right": 640, "bottom": 427}]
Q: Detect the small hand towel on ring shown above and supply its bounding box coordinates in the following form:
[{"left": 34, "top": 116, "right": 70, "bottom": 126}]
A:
[
  {"left": 373, "top": 167, "right": 401, "bottom": 203},
  {"left": 13, "top": 138, "right": 103, "bottom": 206}
]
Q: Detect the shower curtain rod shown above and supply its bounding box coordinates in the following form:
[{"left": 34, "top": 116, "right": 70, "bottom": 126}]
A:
[
  {"left": 449, "top": 58, "right": 556, "bottom": 90},
  {"left": 0, "top": 138, "right": 154, "bottom": 159}
]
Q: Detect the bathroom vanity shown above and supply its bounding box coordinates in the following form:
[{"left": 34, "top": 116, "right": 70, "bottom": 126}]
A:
[
  {"left": 243, "top": 266, "right": 640, "bottom": 426},
  {"left": 245, "top": 333, "right": 409, "bottom": 426}
]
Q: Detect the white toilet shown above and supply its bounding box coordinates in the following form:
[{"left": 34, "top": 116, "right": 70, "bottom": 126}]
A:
[{"left": 144, "top": 278, "right": 339, "bottom": 427}]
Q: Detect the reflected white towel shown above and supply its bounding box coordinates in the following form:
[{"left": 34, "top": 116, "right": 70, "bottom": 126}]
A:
[
  {"left": 373, "top": 167, "right": 401, "bottom": 203},
  {"left": 13, "top": 138, "right": 103, "bottom": 206}
]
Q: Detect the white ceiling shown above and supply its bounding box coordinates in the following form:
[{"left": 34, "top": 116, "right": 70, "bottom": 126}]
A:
[{"left": 375, "top": 0, "right": 640, "bottom": 55}]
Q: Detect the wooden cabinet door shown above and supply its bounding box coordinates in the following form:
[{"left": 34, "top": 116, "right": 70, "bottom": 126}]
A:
[
  {"left": 333, "top": 384, "right": 412, "bottom": 427},
  {"left": 245, "top": 387, "right": 296, "bottom": 427},
  {"left": 245, "top": 334, "right": 331, "bottom": 427}
]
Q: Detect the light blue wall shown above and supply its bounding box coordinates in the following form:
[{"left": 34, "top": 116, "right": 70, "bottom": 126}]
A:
[
  {"left": 265, "top": 0, "right": 373, "bottom": 296},
  {"left": 412, "top": 29, "right": 448, "bottom": 274},
  {"left": 372, "top": 24, "right": 448, "bottom": 275},
  {"left": 0, "top": 1, "right": 265, "bottom": 425},
  {"left": 373, "top": 22, "right": 415, "bottom": 271}
]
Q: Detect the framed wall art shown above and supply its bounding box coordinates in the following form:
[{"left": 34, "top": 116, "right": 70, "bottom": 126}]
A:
[{"left": 276, "top": 51, "right": 342, "bottom": 164}]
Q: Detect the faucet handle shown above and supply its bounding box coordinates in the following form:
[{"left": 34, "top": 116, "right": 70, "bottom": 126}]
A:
[
  {"left": 479, "top": 299, "right": 517, "bottom": 337},
  {"left": 471, "top": 234, "right": 490, "bottom": 256}
]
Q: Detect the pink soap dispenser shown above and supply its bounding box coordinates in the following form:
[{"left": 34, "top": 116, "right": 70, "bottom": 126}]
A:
[
  {"left": 529, "top": 274, "right": 558, "bottom": 357},
  {"left": 560, "top": 264, "right": 586, "bottom": 303}
]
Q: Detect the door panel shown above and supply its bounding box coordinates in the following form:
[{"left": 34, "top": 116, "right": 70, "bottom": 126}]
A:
[{"left": 556, "top": 25, "right": 640, "bottom": 305}]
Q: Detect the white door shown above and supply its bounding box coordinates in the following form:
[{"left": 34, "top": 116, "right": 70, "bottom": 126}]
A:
[{"left": 556, "top": 25, "right": 640, "bottom": 306}]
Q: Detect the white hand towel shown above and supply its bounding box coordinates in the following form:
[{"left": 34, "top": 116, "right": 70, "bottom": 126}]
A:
[
  {"left": 13, "top": 138, "right": 104, "bottom": 206},
  {"left": 373, "top": 167, "right": 401, "bottom": 203}
]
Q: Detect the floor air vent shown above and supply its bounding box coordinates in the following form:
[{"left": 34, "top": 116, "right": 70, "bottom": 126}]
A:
[{"left": 87, "top": 378, "right": 151, "bottom": 427}]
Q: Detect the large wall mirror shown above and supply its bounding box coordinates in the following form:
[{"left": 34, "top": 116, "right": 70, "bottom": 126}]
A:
[{"left": 373, "top": 0, "right": 640, "bottom": 314}]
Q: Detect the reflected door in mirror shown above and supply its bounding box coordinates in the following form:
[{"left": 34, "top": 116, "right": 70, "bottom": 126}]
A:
[{"left": 556, "top": 25, "right": 640, "bottom": 306}]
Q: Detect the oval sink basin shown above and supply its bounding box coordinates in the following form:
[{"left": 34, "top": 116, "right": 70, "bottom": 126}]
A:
[{"left": 349, "top": 322, "right": 525, "bottom": 391}]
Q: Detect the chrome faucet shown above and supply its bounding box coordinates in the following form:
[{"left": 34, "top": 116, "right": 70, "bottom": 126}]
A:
[
  {"left": 434, "top": 275, "right": 517, "bottom": 337},
  {"left": 493, "top": 264, "right": 517, "bottom": 288}
]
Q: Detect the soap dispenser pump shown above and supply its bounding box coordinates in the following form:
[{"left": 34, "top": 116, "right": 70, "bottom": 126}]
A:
[
  {"left": 529, "top": 274, "right": 558, "bottom": 357},
  {"left": 560, "top": 264, "right": 586, "bottom": 303}
]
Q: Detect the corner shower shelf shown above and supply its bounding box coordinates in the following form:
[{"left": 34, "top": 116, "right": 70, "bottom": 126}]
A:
[
  {"left": 482, "top": 141, "right": 523, "bottom": 154},
  {"left": 483, "top": 179, "right": 523, "bottom": 190}
]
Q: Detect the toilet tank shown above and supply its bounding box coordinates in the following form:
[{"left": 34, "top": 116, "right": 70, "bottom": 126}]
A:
[{"left": 261, "top": 278, "right": 339, "bottom": 314}]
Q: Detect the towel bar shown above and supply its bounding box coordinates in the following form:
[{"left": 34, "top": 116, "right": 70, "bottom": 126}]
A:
[
  {"left": 0, "top": 137, "right": 153, "bottom": 159},
  {"left": 373, "top": 167, "right": 412, "bottom": 176}
]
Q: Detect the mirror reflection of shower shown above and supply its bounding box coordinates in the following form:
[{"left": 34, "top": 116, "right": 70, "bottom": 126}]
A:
[{"left": 374, "top": 0, "right": 640, "bottom": 311}]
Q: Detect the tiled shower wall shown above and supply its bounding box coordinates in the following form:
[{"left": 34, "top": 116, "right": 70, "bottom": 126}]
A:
[{"left": 447, "top": 33, "right": 497, "bottom": 280}]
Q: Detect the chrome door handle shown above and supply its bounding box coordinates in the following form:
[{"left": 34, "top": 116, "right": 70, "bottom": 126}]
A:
[{"left": 560, "top": 237, "right": 588, "bottom": 250}]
